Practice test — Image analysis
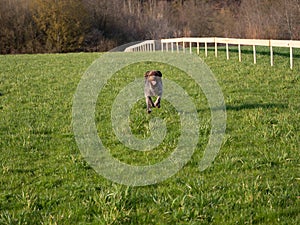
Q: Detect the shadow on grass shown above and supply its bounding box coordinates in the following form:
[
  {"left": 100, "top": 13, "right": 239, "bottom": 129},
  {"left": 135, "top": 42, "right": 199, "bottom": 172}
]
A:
[
  {"left": 226, "top": 103, "right": 288, "bottom": 111},
  {"left": 197, "top": 103, "right": 287, "bottom": 113}
]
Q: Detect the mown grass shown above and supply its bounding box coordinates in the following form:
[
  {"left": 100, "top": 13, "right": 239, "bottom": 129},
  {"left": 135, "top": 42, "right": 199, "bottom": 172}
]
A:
[
  {"left": 96, "top": 61, "right": 209, "bottom": 166},
  {"left": 0, "top": 47, "right": 299, "bottom": 224}
]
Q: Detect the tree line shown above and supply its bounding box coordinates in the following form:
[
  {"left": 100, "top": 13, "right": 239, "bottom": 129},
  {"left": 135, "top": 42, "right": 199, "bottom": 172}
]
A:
[{"left": 1, "top": 0, "right": 299, "bottom": 54}]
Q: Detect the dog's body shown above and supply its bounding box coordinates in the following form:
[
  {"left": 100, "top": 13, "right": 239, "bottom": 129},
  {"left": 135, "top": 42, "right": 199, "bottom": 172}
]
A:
[{"left": 144, "top": 70, "right": 163, "bottom": 113}]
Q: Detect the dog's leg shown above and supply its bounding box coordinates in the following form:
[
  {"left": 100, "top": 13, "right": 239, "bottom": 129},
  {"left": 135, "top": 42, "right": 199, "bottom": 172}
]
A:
[
  {"left": 149, "top": 96, "right": 155, "bottom": 107},
  {"left": 154, "top": 96, "right": 161, "bottom": 108},
  {"left": 146, "top": 96, "right": 155, "bottom": 113},
  {"left": 146, "top": 97, "right": 150, "bottom": 113}
]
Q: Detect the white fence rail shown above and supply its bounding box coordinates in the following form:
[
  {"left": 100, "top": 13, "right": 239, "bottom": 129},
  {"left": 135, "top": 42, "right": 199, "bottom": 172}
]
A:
[{"left": 124, "top": 37, "right": 300, "bottom": 69}]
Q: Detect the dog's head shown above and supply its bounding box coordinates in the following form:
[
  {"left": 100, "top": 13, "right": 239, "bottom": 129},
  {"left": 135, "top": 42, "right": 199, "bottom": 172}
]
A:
[
  {"left": 144, "top": 70, "right": 162, "bottom": 85},
  {"left": 144, "top": 70, "right": 162, "bottom": 78}
]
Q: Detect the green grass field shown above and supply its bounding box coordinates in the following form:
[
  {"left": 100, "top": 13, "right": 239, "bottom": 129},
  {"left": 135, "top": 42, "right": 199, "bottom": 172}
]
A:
[{"left": 0, "top": 47, "right": 299, "bottom": 224}]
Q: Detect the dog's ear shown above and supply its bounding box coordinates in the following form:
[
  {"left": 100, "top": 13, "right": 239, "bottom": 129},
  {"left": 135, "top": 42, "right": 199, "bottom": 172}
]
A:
[
  {"left": 144, "top": 71, "right": 150, "bottom": 77},
  {"left": 156, "top": 71, "right": 162, "bottom": 77}
]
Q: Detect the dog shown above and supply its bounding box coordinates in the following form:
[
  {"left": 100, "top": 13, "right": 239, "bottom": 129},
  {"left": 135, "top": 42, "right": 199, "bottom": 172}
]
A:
[{"left": 144, "top": 70, "right": 163, "bottom": 113}]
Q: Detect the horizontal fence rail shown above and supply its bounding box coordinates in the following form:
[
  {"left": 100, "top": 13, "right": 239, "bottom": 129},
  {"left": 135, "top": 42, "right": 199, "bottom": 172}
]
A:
[{"left": 124, "top": 37, "right": 300, "bottom": 69}]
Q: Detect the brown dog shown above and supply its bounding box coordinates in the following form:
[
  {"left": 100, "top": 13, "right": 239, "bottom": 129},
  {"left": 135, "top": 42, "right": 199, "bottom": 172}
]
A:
[{"left": 144, "top": 70, "right": 163, "bottom": 113}]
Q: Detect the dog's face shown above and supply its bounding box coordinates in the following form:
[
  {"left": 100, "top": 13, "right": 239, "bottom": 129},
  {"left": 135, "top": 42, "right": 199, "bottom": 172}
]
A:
[
  {"left": 144, "top": 70, "right": 162, "bottom": 78},
  {"left": 144, "top": 70, "right": 162, "bottom": 86}
]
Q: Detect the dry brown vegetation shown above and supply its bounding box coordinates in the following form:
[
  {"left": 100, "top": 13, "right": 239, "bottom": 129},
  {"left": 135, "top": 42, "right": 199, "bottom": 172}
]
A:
[{"left": 0, "top": 0, "right": 299, "bottom": 53}]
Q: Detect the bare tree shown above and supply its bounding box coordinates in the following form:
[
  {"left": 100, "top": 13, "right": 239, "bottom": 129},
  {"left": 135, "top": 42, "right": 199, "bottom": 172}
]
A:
[
  {"left": 0, "top": 0, "right": 35, "bottom": 53},
  {"left": 281, "top": 0, "right": 300, "bottom": 39},
  {"left": 236, "top": 0, "right": 300, "bottom": 39},
  {"left": 1, "top": 0, "right": 298, "bottom": 54}
]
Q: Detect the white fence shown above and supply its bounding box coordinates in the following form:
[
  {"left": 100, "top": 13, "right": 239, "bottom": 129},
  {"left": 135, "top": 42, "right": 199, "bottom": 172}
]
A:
[
  {"left": 125, "top": 37, "right": 300, "bottom": 69},
  {"left": 124, "top": 40, "right": 156, "bottom": 52}
]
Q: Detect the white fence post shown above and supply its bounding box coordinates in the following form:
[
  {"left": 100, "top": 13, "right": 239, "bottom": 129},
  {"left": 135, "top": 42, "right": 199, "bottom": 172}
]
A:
[
  {"left": 238, "top": 44, "right": 241, "bottom": 62},
  {"left": 290, "top": 46, "right": 293, "bottom": 70},
  {"left": 270, "top": 40, "right": 273, "bottom": 66},
  {"left": 253, "top": 45, "right": 256, "bottom": 64},
  {"left": 215, "top": 39, "right": 218, "bottom": 58},
  {"left": 226, "top": 42, "right": 229, "bottom": 60}
]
